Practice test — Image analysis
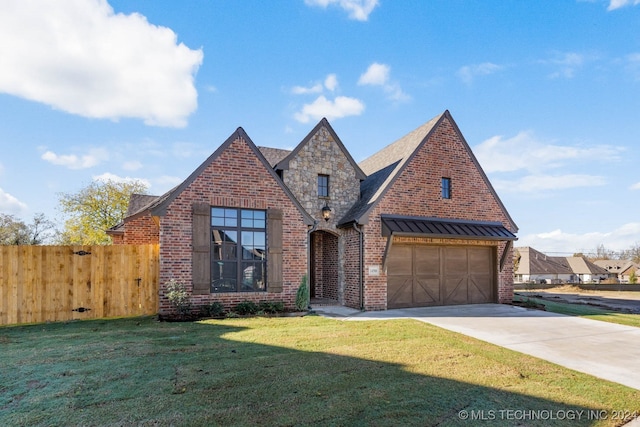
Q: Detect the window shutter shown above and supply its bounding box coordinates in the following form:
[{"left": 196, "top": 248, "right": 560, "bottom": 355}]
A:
[
  {"left": 267, "top": 208, "right": 283, "bottom": 293},
  {"left": 192, "top": 203, "right": 211, "bottom": 295}
]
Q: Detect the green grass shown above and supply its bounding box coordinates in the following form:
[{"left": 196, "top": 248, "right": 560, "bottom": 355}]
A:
[
  {"left": 1, "top": 315, "right": 639, "bottom": 426},
  {"left": 514, "top": 295, "right": 640, "bottom": 328}
]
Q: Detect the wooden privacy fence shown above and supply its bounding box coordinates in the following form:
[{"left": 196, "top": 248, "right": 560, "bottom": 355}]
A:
[{"left": 0, "top": 244, "right": 159, "bottom": 326}]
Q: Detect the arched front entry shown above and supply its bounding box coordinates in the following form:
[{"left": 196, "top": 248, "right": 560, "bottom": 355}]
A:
[{"left": 310, "top": 230, "right": 339, "bottom": 303}]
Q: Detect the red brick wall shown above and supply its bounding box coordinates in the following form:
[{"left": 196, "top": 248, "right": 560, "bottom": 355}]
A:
[
  {"left": 123, "top": 214, "right": 159, "bottom": 244},
  {"left": 342, "top": 226, "right": 362, "bottom": 309},
  {"left": 311, "top": 233, "right": 323, "bottom": 297},
  {"left": 111, "top": 214, "right": 159, "bottom": 245},
  {"left": 361, "top": 116, "right": 516, "bottom": 310},
  {"left": 111, "top": 234, "right": 124, "bottom": 244},
  {"left": 157, "top": 136, "right": 309, "bottom": 314},
  {"left": 321, "top": 232, "right": 338, "bottom": 300}
]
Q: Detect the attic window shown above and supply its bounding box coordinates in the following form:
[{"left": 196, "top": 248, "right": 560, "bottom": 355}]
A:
[
  {"left": 318, "top": 174, "right": 329, "bottom": 198},
  {"left": 441, "top": 177, "right": 452, "bottom": 199}
]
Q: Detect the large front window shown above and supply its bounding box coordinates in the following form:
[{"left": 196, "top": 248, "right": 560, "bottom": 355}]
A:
[{"left": 211, "top": 207, "right": 266, "bottom": 292}]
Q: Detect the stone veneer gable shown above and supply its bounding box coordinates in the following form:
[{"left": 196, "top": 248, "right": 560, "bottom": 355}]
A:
[{"left": 283, "top": 126, "right": 361, "bottom": 228}]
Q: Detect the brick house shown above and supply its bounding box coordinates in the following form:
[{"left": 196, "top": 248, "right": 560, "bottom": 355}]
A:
[{"left": 108, "top": 110, "right": 518, "bottom": 313}]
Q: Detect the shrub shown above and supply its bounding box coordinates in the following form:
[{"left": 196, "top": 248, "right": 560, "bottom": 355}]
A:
[
  {"left": 258, "top": 301, "right": 285, "bottom": 314},
  {"left": 295, "top": 275, "right": 309, "bottom": 311},
  {"left": 199, "top": 301, "right": 225, "bottom": 318},
  {"left": 235, "top": 301, "right": 258, "bottom": 315},
  {"left": 165, "top": 279, "right": 191, "bottom": 317}
]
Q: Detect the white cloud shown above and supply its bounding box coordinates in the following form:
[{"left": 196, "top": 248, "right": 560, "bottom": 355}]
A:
[
  {"left": 41, "top": 147, "right": 109, "bottom": 169},
  {"left": 474, "top": 131, "right": 623, "bottom": 174},
  {"left": 457, "top": 62, "right": 503, "bottom": 84},
  {"left": 0, "top": 0, "right": 203, "bottom": 127},
  {"left": 292, "top": 74, "right": 339, "bottom": 95},
  {"left": 358, "top": 62, "right": 410, "bottom": 102},
  {"left": 0, "top": 187, "right": 28, "bottom": 214},
  {"left": 608, "top": 0, "right": 640, "bottom": 10},
  {"left": 358, "top": 63, "right": 390, "bottom": 86},
  {"left": 93, "top": 172, "right": 150, "bottom": 188},
  {"left": 305, "top": 0, "right": 379, "bottom": 21},
  {"left": 324, "top": 74, "right": 339, "bottom": 91},
  {"left": 476, "top": 131, "right": 623, "bottom": 194},
  {"left": 630, "top": 182, "right": 640, "bottom": 190},
  {"left": 492, "top": 173, "right": 607, "bottom": 193},
  {"left": 294, "top": 95, "right": 365, "bottom": 123},
  {"left": 518, "top": 222, "right": 640, "bottom": 253},
  {"left": 541, "top": 51, "right": 593, "bottom": 79},
  {"left": 292, "top": 83, "right": 324, "bottom": 95}
]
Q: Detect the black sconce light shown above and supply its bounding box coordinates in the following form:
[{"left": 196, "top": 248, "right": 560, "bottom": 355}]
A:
[{"left": 321, "top": 203, "right": 332, "bottom": 222}]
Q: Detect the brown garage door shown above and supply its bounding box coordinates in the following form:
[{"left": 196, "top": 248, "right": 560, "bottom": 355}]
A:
[{"left": 387, "top": 245, "right": 495, "bottom": 309}]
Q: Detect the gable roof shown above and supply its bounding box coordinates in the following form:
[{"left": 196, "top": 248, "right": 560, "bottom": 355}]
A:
[
  {"left": 515, "top": 247, "right": 573, "bottom": 275},
  {"left": 274, "top": 118, "right": 367, "bottom": 180},
  {"left": 258, "top": 146, "right": 291, "bottom": 167},
  {"left": 593, "top": 259, "right": 639, "bottom": 274},
  {"left": 516, "top": 247, "right": 611, "bottom": 276},
  {"left": 145, "top": 128, "right": 314, "bottom": 225},
  {"left": 339, "top": 110, "right": 518, "bottom": 230},
  {"left": 126, "top": 193, "right": 161, "bottom": 217},
  {"left": 566, "top": 257, "right": 611, "bottom": 275}
]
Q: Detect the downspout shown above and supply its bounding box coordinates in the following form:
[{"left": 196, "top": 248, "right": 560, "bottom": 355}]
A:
[
  {"left": 352, "top": 223, "right": 364, "bottom": 311},
  {"left": 307, "top": 220, "right": 319, "bottom": 306}
]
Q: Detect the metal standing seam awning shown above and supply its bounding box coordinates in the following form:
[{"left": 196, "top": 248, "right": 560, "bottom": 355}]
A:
[{"left": 380, "top": 215, "right": 518, "bottom": 272}]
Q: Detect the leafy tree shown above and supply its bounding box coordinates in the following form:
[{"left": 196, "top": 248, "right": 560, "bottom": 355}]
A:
[
  {"left": 0, "top": 213, "right": 56, "bottom": 245},
  {"left": 57, "top": 180, "right": 148, "bottom": 245},
  {"left": 630, "top": 269, "right": 637, "bottom": 284}
]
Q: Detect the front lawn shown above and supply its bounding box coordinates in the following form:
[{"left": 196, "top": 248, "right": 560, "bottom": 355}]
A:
[{"left": 1, "top": 315, "right": 639, "bottom": 426}]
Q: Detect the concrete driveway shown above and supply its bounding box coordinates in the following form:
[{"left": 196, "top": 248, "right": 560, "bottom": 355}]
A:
[{"left": 314, "top": 303, "right": 640, "bottom": 391}]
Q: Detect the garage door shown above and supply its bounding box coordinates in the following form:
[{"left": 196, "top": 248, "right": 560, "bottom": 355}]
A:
[{"left": 387, "top": 245, "right": 495, "bottom": 309}]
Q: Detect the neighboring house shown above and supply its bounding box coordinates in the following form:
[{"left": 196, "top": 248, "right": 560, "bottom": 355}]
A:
[
  {"left": 514, "top": 247, "right": 575, "bottom": 284},
  {"left": 108, "top": 110, "right": 518, "bottom": 313},
  {"left": 593, "top": 259, "right": 639, "bottom": 283},
  {"left": 565, "top": 257, "right": 610, "bottom": 283},
  {"left": 514, "top": 246, "right": 612, "bottom": 284}
]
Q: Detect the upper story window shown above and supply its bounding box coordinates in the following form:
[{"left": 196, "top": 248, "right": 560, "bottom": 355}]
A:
[
  {"left": 318, "top": 174, "right": 329, "bottom": 198},
  {"left": 441, "top": 177, "right": 452, "bottom": 199},
  {"left": 211, "top": 207, "right": 266, "bottom": 293}
]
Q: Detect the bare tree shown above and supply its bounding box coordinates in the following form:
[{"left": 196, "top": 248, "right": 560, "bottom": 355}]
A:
[{"left": 0, "top": 213, "right": 56, "bottom": 245}]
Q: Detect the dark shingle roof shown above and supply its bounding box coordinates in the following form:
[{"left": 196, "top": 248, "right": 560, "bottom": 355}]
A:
[
  {"left": 338, "top": 161, "right": 398, "bottom": 225},
  {"left": 126, "top": 194, "right": 161, "bottom": 217},
  {"left": 258, "top": 146, "right": 292, "bottom": 167}
]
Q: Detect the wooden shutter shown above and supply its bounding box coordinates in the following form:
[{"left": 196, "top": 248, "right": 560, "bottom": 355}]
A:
[
  {"left": 267, "top": 208, "right": 283, "bottom": 293},
  {"left": 192, "top": 203, "right": 211, "bottom": 295}
]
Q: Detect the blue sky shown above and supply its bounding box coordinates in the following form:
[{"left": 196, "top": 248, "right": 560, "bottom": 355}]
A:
[{"left": 1, "top": 0, "right": 639, "bottom": 255}]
